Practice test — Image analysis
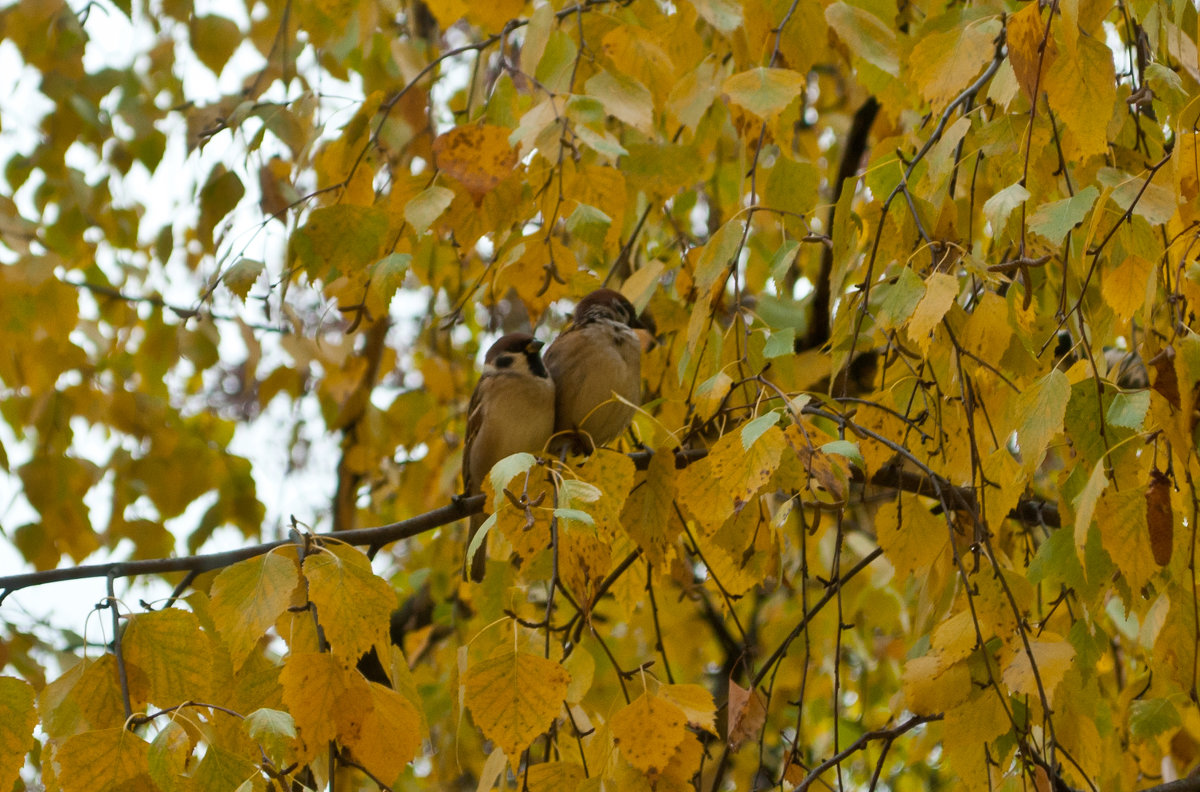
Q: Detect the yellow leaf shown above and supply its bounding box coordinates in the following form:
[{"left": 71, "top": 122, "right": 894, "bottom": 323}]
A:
[
  {"left": 619, "top": 448, "right": 678, "bottom": 567},
  {"left": 123, "top": 609, "right": 213, "bottom": 706},
  {"left": 676, "top": 456, "right": 734, "bottom": 534},
  {"left": 708, "top": 424, "right": 786, "bottom": 509},
  {"left": 1043, "top": 33, "right": 1116, "bottom": 161},
  {"left": 493, "top": 237, "right": 573, "bottom": 326},
  {"left": 611, "top": 691, "right": 687, "bottom": 772},
  {"left": 464, "top": 651, "right": 570, "bottom": 758},
  {"left": 432, "top": 125, "right": 517, "bottom": 204},
  {"left": 907, "top": 271, "right": 959, "bottom": 352},
  {"left": 874, "top": 495, "right": 949, "bottom": 578},
  {"left": 210, "top": 552, "right": 300, "bottom": 671},
  {"left": 488, "top": 464, "right": 556, "bottom": 568},
  {"left": 464, "top": 0, "right": 525, "bottom": 33},
  {"left": 693, "top": 370, "right": 733, "bottom": 421},
  {"left": 280, "top": 652, "right": 350, "bottom": 752},
  {"left": 942, "top": 690, "right": 1011, "bottom": 792},
  {"left": 958, "top": 291, "right": 1011, "bottom": 364},
  {"left": 722, "top": 67, "right": 805, "bottom": 119},
  {"left": 303, "top": 544, "right": 395, "bottom": 664},
  {"left": 527, "top": 761, "right": 587, "bottom": 792},
  {"left": 1001, "top": 637, "right": 1074, "bottom": 705},
  {"left": 0, "top": 677, "right": 36, "bottom": 792},
  {"left": 57, "top": 727, "right": 150, "bottom": 792},
  {"left": 1096, "top": 486, "right": 1159, "bottom": 593},
  {"left": 907, "top": 19, "right": 1002, "bottom": 109},
  {"left": 563, "top": 650, "right": 595, "bottom": 705},
  {"left": 147, "top": 720, "right": 190, "bottom": 791},
  {"left": 930, "top": 610, "right": 980, "bottom": 664},
  {"left": 699, "top": 502, "right": 778, "bottom": 596},
  {"left": 600, "top": 24, "right": 676, "bottom": 104},
  {"left": 1101, "top": 254, "right": 1154, "bottom": 323},
  {"left": 342, "top": 682, "right": 422, "bottom": 783},
  {"left": 658, "top": 684, "right": 717, "bottom": 735},
  {"left": 902, "top": 654, "right": 972, "bottom": 715},
  {"left": 1007, "top": 2, "right": 1056, "bottom": 101},
  {"left": 424, "top": 0, "right": 466, "bottom": 30},
  {"left": 40, "top": 655, "right": 132, "bottom": 739},
  {"left": 694, "top": 218, "right": 746, "bottom": 295}
]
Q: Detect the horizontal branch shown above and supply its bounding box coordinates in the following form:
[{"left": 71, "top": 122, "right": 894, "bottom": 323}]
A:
[
  {"left": 0, "top": 496, "right": 483, "bottom": 602},
  {"left": 0, "top": 444, "right": 1059, "bottom": 600}
]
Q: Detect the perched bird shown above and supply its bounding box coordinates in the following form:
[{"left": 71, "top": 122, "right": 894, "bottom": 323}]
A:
[
  {"left": 544, "top": 288, "right": 652, "bottom": 454},
  {"left": 462, "top": 333, "right": 556, "bottom": 581}
]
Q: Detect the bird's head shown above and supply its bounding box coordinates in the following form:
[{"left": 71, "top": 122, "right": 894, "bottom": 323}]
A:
[{"left": 483, "top": 333, "right": 550, "bottom": 379}]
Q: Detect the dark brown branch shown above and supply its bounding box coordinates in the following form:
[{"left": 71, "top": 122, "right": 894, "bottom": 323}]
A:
[
  {"left": 804, "top": 96, "right": 879, "bottom": 351},
  {"left": 0, "top": 441, "right": 1060, "bottom": 600},
  {"left": 0, "top": 496, "right": 482, "bottom": 601}
]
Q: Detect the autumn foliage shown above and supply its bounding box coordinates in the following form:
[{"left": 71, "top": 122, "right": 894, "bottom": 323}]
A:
[{"left": 2, "top": 0, "right": 1200, "bottom": 789}]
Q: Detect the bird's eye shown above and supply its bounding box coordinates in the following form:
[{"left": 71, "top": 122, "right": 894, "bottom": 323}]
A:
[{"left": 494, "top": 354, "right": 514, "bottom": 368}]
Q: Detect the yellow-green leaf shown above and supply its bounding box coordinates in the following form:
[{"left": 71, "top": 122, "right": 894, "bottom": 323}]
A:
[
  {"left": 825, "top": 3, "right": 899, "bottom": 73},
  {"left": 210, "top": 551, "right": 300, "bottom": 671},
  {"left": 722, "top": 67, "right": 805, "bottom": 119},
  {"left": 57, "top": 727, "right": 150, "bottom": 792},
  {"left": 123, "top": 608, "right": 213, "bottom": 706},
  {"left": 586, "top": 70, "right": 654, "bottom": 134}
]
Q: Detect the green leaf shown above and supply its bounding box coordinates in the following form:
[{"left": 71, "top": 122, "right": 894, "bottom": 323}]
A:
[
  {"left": 765, "top": 157, "right": 820, "bottom": 217},
  {"left": 1029, "top": 186, "right": 1099, "bottom": 246},
  {"left": 1105, "top": 390, "right": 1149, "bottom": 430},
  {"left": 1128, "top": 698, "right": 1181, "bottom": 740},
  {"left": 289, "top": 205, "right": 389, "bottom": 281},
  {"left": 741, "top": 411, "right": 782, "bottom": 450},
  {"left": 535, "top": 30, "right": 577, "bottom": 94},
  {"left": 488, "top": 452, "right": 538, "bottom": 494},
  {"left": 763, "top": 328, "right": 795, "bottom": 359},
  {"left": 554, "top": 508, "right": 595, "bottom": 527},
  {"left": 877, "top": 267, "right": 927, "bottom": 330},
  {"left": 821, "top": 440, "right": 864, "bottom": 470}
]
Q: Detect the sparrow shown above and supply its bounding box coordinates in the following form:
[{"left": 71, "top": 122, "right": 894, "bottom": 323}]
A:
[
  {"left": 543, "top": 288, "right": 653, "bottom": 454},
  {"left": 462, "top": 333, "right": 556, "bottom": 581}
]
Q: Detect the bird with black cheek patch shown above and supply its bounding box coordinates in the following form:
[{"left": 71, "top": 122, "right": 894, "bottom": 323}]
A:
[
  {"left": 544, "top": 288, "right": 653, "bottom": 455},
  {"left": 461, "top": 333, "right": 555, "bottom": 581}
]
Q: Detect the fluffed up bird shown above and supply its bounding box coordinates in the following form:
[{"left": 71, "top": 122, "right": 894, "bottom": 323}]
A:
[
  {"left": 544, "top": 288, "right": 653, "bottom": 455},
  {"left": 462, "top": 333, "right": 556, "bottom": 581}
]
